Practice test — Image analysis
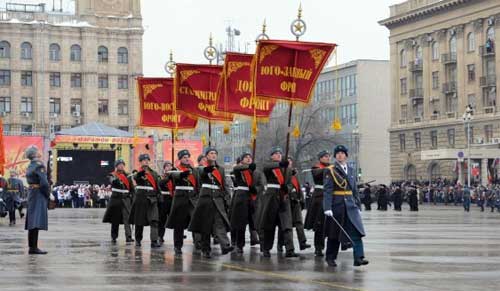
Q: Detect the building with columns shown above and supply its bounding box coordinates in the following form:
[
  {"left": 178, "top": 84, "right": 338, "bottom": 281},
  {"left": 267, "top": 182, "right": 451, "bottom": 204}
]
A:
[
  {"left": 380, "top": 0, "right": 500, "bottom": 185},
  {"left": 0, "top": 0, "right": 143, "bottom": 137}
]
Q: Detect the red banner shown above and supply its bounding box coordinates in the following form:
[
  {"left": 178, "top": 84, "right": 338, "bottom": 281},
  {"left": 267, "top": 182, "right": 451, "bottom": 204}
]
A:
[
  {"left": 162, "top": 139, "right": 203, "bottom": 167},
  {"left": 253, "top": 40, "right": 336, "bottom": 104},
  {"left": 3, "top": 136, "right": 44, "bottom": 178},
  {"left": 175, "top": 64, "right": 233, "bottom": 121},
  {"left": 137, "top": 77, "right": 198, "bottom": 129},
  {"left": 216, "top": 52, "right": 275, "bottom": 118}
]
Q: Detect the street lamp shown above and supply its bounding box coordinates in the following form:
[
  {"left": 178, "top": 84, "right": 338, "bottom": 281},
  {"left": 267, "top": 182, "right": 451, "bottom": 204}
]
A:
[
  {"left": 462, "top": 105, "right": 474, "bottom": 187},
  {"left": 352, "top": 125, "right": 360, "bottom": 180}
]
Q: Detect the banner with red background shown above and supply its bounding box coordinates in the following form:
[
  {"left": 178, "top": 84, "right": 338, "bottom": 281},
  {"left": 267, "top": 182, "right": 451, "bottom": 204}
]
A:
[
  {"left": 216, "top": 52, "right": 275, "bottom": 118},
  {"left": 175, "top": 64, "right": 233, "bottom": 121},
  {"left": 3, "top": 136, "right": 44, "bottom": 178},
  {"left": 162, "top": 140, "right": 203, "bottom": 167},
  {"left": 137, "top": 77, "right": 197, "bottom": 129},
  {"left": 252, "top": 40, "right": 336, "bottom": 103}
]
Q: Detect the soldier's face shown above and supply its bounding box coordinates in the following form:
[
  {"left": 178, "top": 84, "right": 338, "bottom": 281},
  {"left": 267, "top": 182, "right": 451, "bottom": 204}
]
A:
[
  {"left": 206, "top": 151, "right": 217, "bottom": 162},
  {"left": 164, "top": 164, "right": 173, "bottom": 172},
  {"left": 320, "top": 154, "right": 331, "bottom": 164},
  {"left": 116, "top": 164, "right": 125, "bottom": 171},
  {"left": 199, "top": 157, "right": 207, "bottom": 166},
  {"left": 180, "top": 155, "right": 190, "bottom": 165},
  {"left": 271, "top": 152, "right": 282, "bottom": 161},
  {"left": 336, "top": 152, "right": 347, "bottom": 163},
  {"left": 140, "top": 159, "right": 150, "bottom": 167},
  {"left": 242, "top": 156, "right": 252, "bottom": 164}
]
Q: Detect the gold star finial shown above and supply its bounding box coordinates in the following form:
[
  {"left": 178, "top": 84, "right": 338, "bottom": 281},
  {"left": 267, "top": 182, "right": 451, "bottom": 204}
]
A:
[
  {"left": 206, "top": 47, "right": 215, "bottom": 58},
  {"left": 294, "top": 22, "right": 304, "bottom": 33}
]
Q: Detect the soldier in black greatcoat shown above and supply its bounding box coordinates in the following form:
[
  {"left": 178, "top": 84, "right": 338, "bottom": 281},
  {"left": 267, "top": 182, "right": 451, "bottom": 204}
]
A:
[
  {"left": 188, "top": 147, "right": 233, "bottom": 258},
  {"left": 158, "top": 161, "right": 174, "bottom": 245},
  {"left": 129, "top": 154, "right": 162, "bottom": 248},
  {"left": 102, "top": 159, "right": 134, "bottom": 243},
  {"left": 304, "top": 150, "right": 330, "bottom": 257},
  {"left": 392, "top": 186, "right": 403, "bottom": 211}
]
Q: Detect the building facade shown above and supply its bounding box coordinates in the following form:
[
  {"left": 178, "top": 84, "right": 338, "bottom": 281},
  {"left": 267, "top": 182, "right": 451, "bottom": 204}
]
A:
[
  {"left": 380, "top": 0, "right": 500, "bottom": 185},
  {"left": 0, "top": 0, "right": 143, "bottom": 137},
  {"left": 211, "top": 59, "right": 391, "bottom": 184}
]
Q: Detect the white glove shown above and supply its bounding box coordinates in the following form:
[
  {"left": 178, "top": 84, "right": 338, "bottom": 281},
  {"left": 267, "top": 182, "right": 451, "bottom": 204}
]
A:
[{"left": 324, "top": 210, "right": 333, "bottom": 217}]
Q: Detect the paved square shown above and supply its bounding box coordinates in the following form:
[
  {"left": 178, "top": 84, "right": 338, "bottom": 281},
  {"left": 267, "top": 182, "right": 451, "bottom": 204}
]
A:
[{"left": 1, "top": 206, "right": 499, "bottom": 291}]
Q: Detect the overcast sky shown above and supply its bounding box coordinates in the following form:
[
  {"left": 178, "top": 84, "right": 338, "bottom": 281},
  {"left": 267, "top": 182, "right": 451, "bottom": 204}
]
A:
[{"left": 141, "top": 0, "right": 404, "bottom": 76}]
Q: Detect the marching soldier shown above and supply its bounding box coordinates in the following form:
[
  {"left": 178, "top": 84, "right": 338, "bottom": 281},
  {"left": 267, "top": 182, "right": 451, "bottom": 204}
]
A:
[
  {"left": 24, "top": 146, "right": 49, "bottom": 255},
  {"left": 323, "top": 145, "right": 368, "bottom": 267},
  {"left": 166, "top": 150, "right": 200, "bottom": 256},
  {"left": 304, "top": 150, "right": 330, "bottom": 257},
  {"left": 189, "top": 147, "right": 233, "bottom": 258},
  {"left": 158, "top": 161, "right": 174, "bottom": 245},
  {"left": 130, "top": 154, "right": 161, "bottom": 248},
  {"left": 392, "top": 186, "right": 403, "bottom": 211},
  {"left": 259, "top": 146, "right": 298, "bottom": 258},
  {"left": 102, "top": 159, "right": 134, "bottom": 243},
  {"left": 278, "top": 157, "right": 310, "bottom": 252},
  {"left": 6, "top": 169, "right": 25, "bottom": 226},
  {"left": 230, "top": 152, "right": 262, "bottom": 254}
]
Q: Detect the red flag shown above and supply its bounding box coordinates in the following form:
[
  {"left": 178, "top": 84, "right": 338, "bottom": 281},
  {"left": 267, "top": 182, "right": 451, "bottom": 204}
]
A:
[
  {"left": 0, "top": 118, "right": 4, "bottom": 176},
  {"left": 137, "top": 77, "right": 197, "bottom": 129},
  {"left": 252, "top": 40, "right": 336, "bottom": 104},
  {"left": 175, "top": 64, "right": 233, "bottom": 121},
  {"left": 217, "top": 52, "right": 275, "bottom": 118}
]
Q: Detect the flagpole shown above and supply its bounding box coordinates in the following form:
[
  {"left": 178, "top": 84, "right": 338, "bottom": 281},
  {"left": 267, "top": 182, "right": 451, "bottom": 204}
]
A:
[
  {"left": 204, "top": 33, "right": 218, "bottom": 147},
  {"left": 165, "top": 50, "right": 177, "bottom": 161},
  {"left": 285, "top": 4, "right": 306, "bottom": 158},
  {"left": 253, "top": 19, "right": 269, "bottom": 158}
]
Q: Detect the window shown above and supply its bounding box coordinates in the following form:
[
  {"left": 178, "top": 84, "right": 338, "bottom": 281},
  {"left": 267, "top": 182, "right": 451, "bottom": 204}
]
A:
[
  {"left": 118, "top": 100, "right": 128, "bottom": 115},
  {"left": 467, "top": 64, "right": 475, "bottom": 82},
  {"left": 468, "top": 94, "right": 476, "bottom": 108},
  {"left": 414, "top": 132, "right": 421, "bottom": 150},
  {"left": 415, "top": 46, "right": 423, "bottom": 63},
  {"left": 485, "top": 124, "right": 493, "bottom": 143},
  {"left": 53, "top": 125, "right": 61, "bottom": 133},
  {"left": 20, "top": 97, "right": 33, "bottom": 113},
  {"left": 21, "top": 71, "right": 32, "bottom": 86},
  {"left": 21, "top": 124, "right": 32, "bottom": 135},
  {"left": 0, "top": 97, "right": 11, "bottom": 113},
  {"left": 400, "top": 78, "right": 407, "bottom": 95},
  {"left": 118, "top": 75, "right": 128, "bottom": 89},
  {"left": 71, "top": 73, "right": 82, "bottom": 88},
  {"left": 117, "top": 47, "right": 128, "bottom": 64},
  {"left": 3, "top": 124, "right": 10, "bottom": 134},
  {"left": 483, "top": 87, "right": 496, "bottom": 107},
  {"left": 399, "top": 134, "right": 406, "bottom": 152},
  {"left": 98, "top": 46, "right": 108, "bottom": 63},
  {"left": 447, "top": 128, "right": 455, "bottom": 147},
  {"left": 98, "top": 99, "right": 109, "bottom": 115},
  {"left": 413, "top": 99, "right": 423, "bottom": 118},
  {"left": 118, "top": 126, "right": 129, "bottom": 132},
  {"left": 467, "top": 32, "right": 475, "bottom": 52},
  {"left": 430, "top": 130, "right": 438, "bottom": 149},
  {"left": 431, "top": 42, "right": 439, "bottom": 60},
  {"left": 98, "top": 74, "right": 109, "bottom": 88},
  {"left": 400, "top": 49, "right": 407, "bottom": 67},
  {"left": 446, "top": 94, "right": 458, "bottom": 113},
  {"left": 432, "top": 71, "right": 439, "bottom": 89},
  {"left": 449, "top": 36, "right": 457, "bottom": 54},
  {"left": 70, "top": 99, "right": 82, "bottom": 114},
  {"left": 49, "top": 43, "right": 61, "bottom": 61},
  {"left": 487, "top": 27, "right": 495, "bottom": 41},
  {"left": 400, "top": 105, "right": 408, "bottom": 120},
  {"left": 70, "top": 44, "right": 81, "bottom": 62},
  {"left": 21, "top": 42, "right": 32, "bottom": 59},
  {"left": 0, "top": 70, "right": 11, "bottom": 86},
  {"left": 49, "top": 98, "right": 61, "bottom": 114},
  {"left": 50, "top": 72, "right": 61, "bottom": 87},
  {"left": 0, "top": 41, "right": 10, "bottom": 58}
]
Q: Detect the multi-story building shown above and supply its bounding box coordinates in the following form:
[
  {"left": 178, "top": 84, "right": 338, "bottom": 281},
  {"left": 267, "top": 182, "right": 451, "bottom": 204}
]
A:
[
  {"left": 211, "top": 59, "right": 391, "bottom": 184},
  {"left": 0, "top": 0, "right": 143, "bottom": 137},
  {"left": 380, "top": 0, "right": 500, "bottom": 185}
]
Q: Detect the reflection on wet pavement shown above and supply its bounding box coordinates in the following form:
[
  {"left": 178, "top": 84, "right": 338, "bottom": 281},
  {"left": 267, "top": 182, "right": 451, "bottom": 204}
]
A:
[{"left": 1, "top": 206, "right": 499, "bottom": 290}]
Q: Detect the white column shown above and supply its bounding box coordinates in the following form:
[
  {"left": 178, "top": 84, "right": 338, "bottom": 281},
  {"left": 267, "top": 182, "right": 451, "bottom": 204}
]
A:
[
  {"left": 458, "top": 160, "right": 463, "bottom": 185},
  {"left": 481, "top": 158, "right": 489, "bottom": 186}
]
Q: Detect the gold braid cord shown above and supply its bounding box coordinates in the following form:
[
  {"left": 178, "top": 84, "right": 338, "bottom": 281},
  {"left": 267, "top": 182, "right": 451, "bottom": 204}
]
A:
[{"left": 328, "top": 165, "right": 347, "bottom": 190}]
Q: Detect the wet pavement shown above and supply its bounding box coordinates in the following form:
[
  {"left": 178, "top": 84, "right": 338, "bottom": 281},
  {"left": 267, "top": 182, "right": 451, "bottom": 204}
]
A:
[{"left": 1, "top": 205, "right": 499, "bottom": 291}]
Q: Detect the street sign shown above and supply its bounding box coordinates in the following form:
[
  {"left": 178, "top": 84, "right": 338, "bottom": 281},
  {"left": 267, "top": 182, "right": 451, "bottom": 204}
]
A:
[
  {"left": 224, "top": 156, "right": 231, "bottom": 165},
  {"left": 457, "top": 151, "right": 465, "bottom": 162}
]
